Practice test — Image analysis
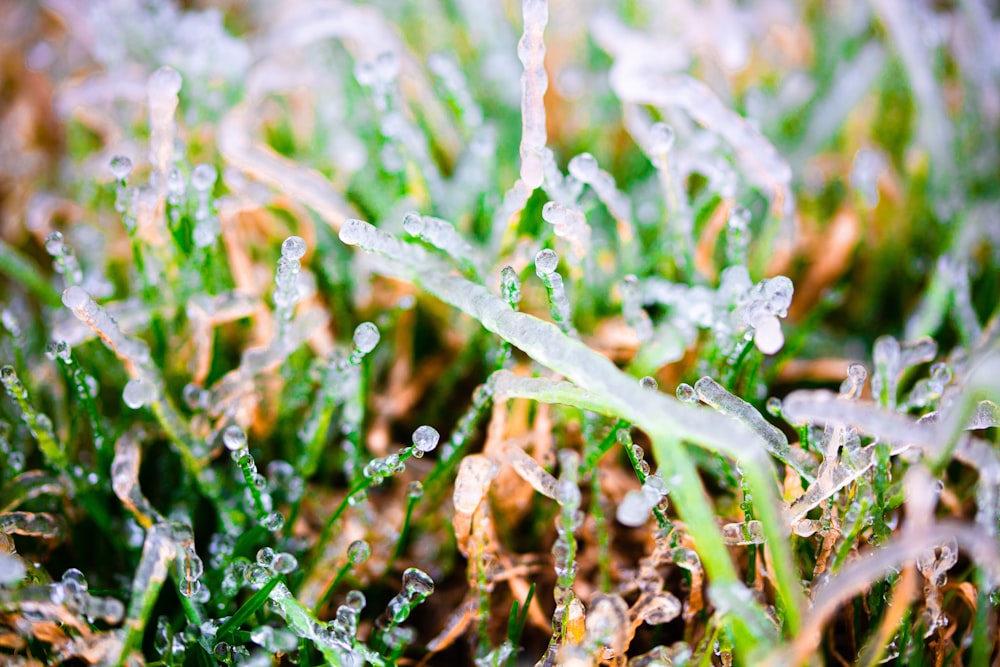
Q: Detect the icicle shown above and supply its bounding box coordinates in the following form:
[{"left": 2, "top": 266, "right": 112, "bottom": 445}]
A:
[{"left": 517, "top": 0, "right": 549, "bottom": 189}]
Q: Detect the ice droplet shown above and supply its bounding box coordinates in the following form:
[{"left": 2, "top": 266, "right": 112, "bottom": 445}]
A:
[
  {"left": 260, "top": 512, "right": 284, "bottom": 531},
  {"left": 109, "top": 155, "right": 133, "bottom": 180},
  {"left": 352, "top": 322, "right": 380, "bottom": 354},
  {"left": 640, "top": 376, "right": 658, "bottom": 391},
  {"left": 123, "top": 378, "right": 154, "bottom": 409},
  {"left": 222, "top": 425, "right": 247, "bottom": 451},
  {"left": 149, "top": 66, "right": 182, "bottom": 96},
  {"left": 411, "top": 425, "right": 440, "bottom": 453},
  {"left": 281, "top": 236, "right": 307, "bottom": 261},
  {"left": 534, "top": 248, "right": 559, "bottom": 275},
  {"left": 61, "top": 285, "right": 89, "bottom": 311},
  {"left": 272, "top": 552, "right": 298, "bottom": 574},
  {"left": 753, "top": 314, "right": 784, "bottom": 355}
]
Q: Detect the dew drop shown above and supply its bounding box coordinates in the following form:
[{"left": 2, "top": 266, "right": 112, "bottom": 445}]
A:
[
  {"left": 44, "top": 231, "right": 64, "bottom": 255},
  {"left": 221, "top": 425, "right": 247, "bottom": 452},
  {"left": 122, "top": 378, "right": 154, "bottom": 409},
  {"left": 191, "top": 164, "right": 218, "bottom": 192},
  {"left": 353, "top": 322, "right": 380, "bottom": 354},
  {"left": 567, "top": 152, "right": 599, "bottom": 182},
  {"left": 402, "top": 211, "right": 424, "bottom": 236},
  {"left": 348, "top": 540, "right": 371, "bottom": 564},
  {"left": 766, "top": 396, "right": 782, "bottom": 416},
  {"left": 676, "top": 383, "right": 696, "bottom": 403},
  {"left": 110, "top": 155, "right": 134, "bottom": 180},
  {"left": 401, "top": 567, "right": 434, "bottom": 598},
  {"left": 640, "top": 376, "right": 658, "bottom": 391},
  {"left": 260, "top": 512, "right": 285, "bottom": 532},
  {"left": 411, "top": 425, "right": 440, "bottom": 453},
  {"left": 272, "top": 552, "right": 298, "bottom": 574},
  {"left": 281, "top": 236, "right": 307, "bottom": 261}
]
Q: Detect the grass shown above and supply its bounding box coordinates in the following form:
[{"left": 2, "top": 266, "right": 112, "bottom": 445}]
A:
[{"left": 0, "top": 0, "right": 999, "bottom": 665}]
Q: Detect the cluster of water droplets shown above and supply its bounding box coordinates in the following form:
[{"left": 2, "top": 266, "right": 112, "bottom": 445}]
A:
[
  {"left": 274, "top": 235, "right": 307, "bottom": 341},
  {"left": 221, "top": 425, "right": 284, "bottom": 531},
  {"left": 44, "top": 231, "right": 83, "bottom": 287},
  {"left": 535, "top": 249, "right": 577, "bottom": 338},
  {"left": 49, "top": 568, "right": 125, "bottom": 624},
  {"left": 541, "top": 201, "right": 590, "bottom": 261},
  {"left": 363, "top": 425, "right": 439, "bottom": 485}
]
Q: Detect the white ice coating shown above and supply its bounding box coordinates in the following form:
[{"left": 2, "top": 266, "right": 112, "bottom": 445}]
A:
[
  {"left": 61, "top": 286, "right": 156, "bottom": 379},
  {"left": 489, "top": 370, "right": 611, "bottom": 416},
  {"left": 112, "top": 429, "right": 166, "bottom": 527},
  {"left": 516, "top": 0, "right": 549, "bottom": 189},
  {"left": 411, "top": 425, "right": 440, "bottom": 453},
  {"left": 453, "top": 454, "right": 498, "bottom": 514},
  {"left": 504, "top": 443, "right": 559, "bottom": 500}
]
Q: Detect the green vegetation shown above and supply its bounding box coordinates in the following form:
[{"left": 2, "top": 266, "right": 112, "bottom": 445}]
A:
[{"left": 0, "top": 1, "right": 998, "bottom": 665}]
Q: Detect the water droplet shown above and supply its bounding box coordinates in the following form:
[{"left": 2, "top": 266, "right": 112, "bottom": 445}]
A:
[
  {"left": 149, "top": 66, "right": 182, "bottom": 96},
  {"left": 402, "top": 211, "right": 424, "bottom": 236},
  {"left": 122, "top": 378, "right": 154, "bottom": 409},
  {"left": 640, "top": 376, "right": 658, "bottom": 391},
  {"left": 401, "top": 567, "right": 434, "bottom": 598},
  {"left": 766, "top": 396, "right": 782, "bottom": 416},
  {"left": 412, "top": 425, "right": 440, "bottom": 453},
  {"left": 534, "top": 249, "right": 559, "bottom": 275},
  {"left": 676, "top": 383, "right": 696, "bottom": 402},
  {"left": 407, "top": 481, "right": 424, "bottom": 499},
  {"left": 44, "top": 231, "right": 64, "bottom": 255},
  {"left": 222, "top": 425, "right": 247, "bottom": 451},
  {"left": 272, "top": 552, "right": 298, "bottom": 574},
  {"left": 567, "top": 152, "right": 599, "bottom": 182},
  {"left": 61, "top": 285, "right": 89, "bottom": 311},
  {"left": 281, "top": 236, "right": 307, "bottom": 261},
  {"left": 501, "top": 266, "right": 522, "bottom": 306},
  {"left": 260, "top": 512, "right": 285, "bottom": 532},
  {"left": 353, "top": 322, "right": 380, "bottom": 354},
  {"left": 191, "top": 164, "right": 217, "bottom": 192},
  {"left": 110, "top": 155, "right": 133, "bottom": 180},
  {"left": 649, "top": 123, "right": 675, "bottom": 154},
  {"left": 348, "top": 540, "right": 371, "bottom": 564},
  {"left": 617, "top": 491, "right": 652, "bottom": 526}
]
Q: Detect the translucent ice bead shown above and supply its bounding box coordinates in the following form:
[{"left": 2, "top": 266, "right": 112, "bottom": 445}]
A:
[
  {"left": 122, "top": 378, "right": 155, "bottom": 409},
  {"left": 281, "top": 236, "right": 307, "bottom": 261},
  {"left": 352, "top": 322, "right": 380, "bottom": 355},
  {"left": 411, "top": 425, "right": 440, "bottom": 453},
  {"left": 534, "top": 249, "right": 559, "bottom": 275}
]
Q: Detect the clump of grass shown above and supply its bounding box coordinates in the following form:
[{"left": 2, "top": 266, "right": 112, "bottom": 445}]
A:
[{"left": 1, "top": 1, "right": 999, "bottom": 666}]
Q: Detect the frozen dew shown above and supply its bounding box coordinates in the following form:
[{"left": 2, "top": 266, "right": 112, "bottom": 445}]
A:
[
  {"left": 401, "top": 567, "right": 435, "bottom": 599},
  {"left": 0, "top": 553, "right": 27, "bottom": 585},
  {"left": 44, "top": 231, "right": 64, "bottom": 255},
  {"left": 412, "top": 425, "right": 440, "bottom": 453},
  {"left": 649, "top": 122, "right": 676, "bottom": 155},
  {"left": 272, "top": 552, "right": 298, "bottom": 574},
  {"left": 839, "top": 363, "right": 868, "bottom": 399},
  {"left": 122, "top": 378, "right": 155, "bottom": 409},
  {"left": 501, "top": 266, "right": 522, "bottom": 307},
  {"left": 617, "top": 490, "right": 653, "bottom": 526},
  {"left": 221, "top": 425, "right": 247, "bottom": 452},
  {"left": 752, "top": 314, "right": 784, "bottom": 355},
  {"left": 191, "top": 164, "right": 218, "bottom": 192},
  {"left": 149, "top": 66, "right": 182, "bottom": 97},
  {"left": 407, "top": 481, "right": 424, "bottom": 500},
  {"left": 61, "top": 285, "right": 89, "bottom": 311},
  {"left": 640, "top": 376, "right": 658, "bottom": 391},
  {"left": 109, "top": 155, "right": 134, "bottom": 180},
  {"left": 534, "top": 248, "right": 559, "bottom": 275},
  {"left": 281, "top": 236, "right": 307, "bottom": 261},
  {"left": 766, "top": 396, "right": 782, "bottom": 417},
  {"left": 352, "top": 322, "right": 380, "bottom": 355},
  {"left": 567, "top": 152, "right": 599, "bottom": 182},
  {"left": 260, "top": 512, "right": 285, "bottom": 532},
  {"left": 348, "top": 540, "right": 371, "bottom": 564},
  {"left": 402, "top": 211, "right": 425, "bottom": 236},
  {"left": 676, "top": 383, "right": 696, "bottom": 403}
]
